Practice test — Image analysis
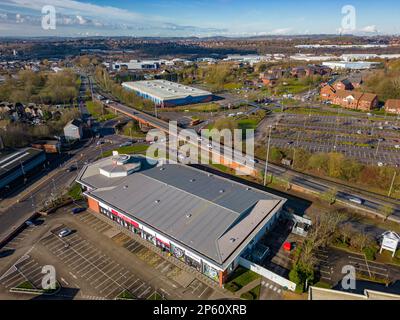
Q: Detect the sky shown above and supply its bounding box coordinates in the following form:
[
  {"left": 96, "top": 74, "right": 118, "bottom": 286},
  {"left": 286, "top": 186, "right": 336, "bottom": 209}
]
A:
[{"left": 0, "top": 0, "right": 400, "bottom": 37}]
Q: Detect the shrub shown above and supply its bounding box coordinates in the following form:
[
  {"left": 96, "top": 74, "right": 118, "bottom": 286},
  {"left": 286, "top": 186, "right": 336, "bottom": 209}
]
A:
[
  {"left": 289, "top": 263, "right": 315, "bottom": 293},
  {"left": 363, "top": 246, "right": 378, "bottom": 261},
  {"left": 240, "top": 292, "right": 254, "bottom": 300},
  {"left": 224, "top": 282, "right": 240, "bottom": 292}
]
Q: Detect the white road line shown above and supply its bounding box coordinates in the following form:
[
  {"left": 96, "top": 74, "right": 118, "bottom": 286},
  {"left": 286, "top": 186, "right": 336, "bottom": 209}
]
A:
[
  {"left": 198, "top": 287, "right": 208, "bottom": 298},
  {"left": 131, "top": 282, "right": 145, "bottom": 294},
  {"left": 139, "top": 286, "right": 152, "bottom": 298},
  {"left": 96, "top": 278, "right": 114, "bottom": 290},
  {"left": 348, "top": 260, "right": 387, "bottom": 271},
  {"left": 47, "top": 234, "right": 123, "bottom": 289}
]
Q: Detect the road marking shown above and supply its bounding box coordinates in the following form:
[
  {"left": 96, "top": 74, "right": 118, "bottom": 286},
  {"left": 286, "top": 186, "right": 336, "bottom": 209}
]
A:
[
  {"left": 132, "top": 282, "right": 145, "bottom": 294},
  {"left": 69, "top": 272, "right": 77, "bottom": 279},
  {"left": 198, "top": 287, "right": 208, "bottom": 298},
  {"left": 61, "top": 277, "right": 69, "bottom": 285},
  {"left": 139, "top": 286, "right": 152, "bottom": 298}
]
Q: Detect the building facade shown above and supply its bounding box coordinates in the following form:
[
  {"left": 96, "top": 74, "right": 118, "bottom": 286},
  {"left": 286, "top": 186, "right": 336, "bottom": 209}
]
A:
[{"left": 76, "top": 154, "right": 286, "bottom": 287}]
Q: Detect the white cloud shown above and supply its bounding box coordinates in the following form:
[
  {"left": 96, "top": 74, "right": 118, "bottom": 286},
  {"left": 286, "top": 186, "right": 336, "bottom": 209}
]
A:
[
  {"left": 0, "top": 0, "right": 227, "bottom": 36},
  {"left": 75, "top": 15, "right": 86, "bottom": 25},
  {"left": 359, "top": 25, "right": 378, "bottom": 33},
  {"left": 269, "top": 28, "right": 292, "bottom": 35}
]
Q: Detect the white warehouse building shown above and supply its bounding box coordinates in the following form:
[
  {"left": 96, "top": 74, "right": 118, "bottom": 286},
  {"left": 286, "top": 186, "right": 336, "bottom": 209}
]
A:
[{"left": 122, "top": 80, "right": 213, "bottom": 107}]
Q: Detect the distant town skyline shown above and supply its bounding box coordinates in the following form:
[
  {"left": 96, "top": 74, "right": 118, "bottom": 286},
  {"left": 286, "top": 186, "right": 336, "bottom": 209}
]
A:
[{"left": 0, "top": 0, "right": 400, "bottom": 37}]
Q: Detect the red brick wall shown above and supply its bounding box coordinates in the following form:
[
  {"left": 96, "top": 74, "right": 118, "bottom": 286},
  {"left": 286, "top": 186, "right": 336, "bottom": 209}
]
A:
[{"left": 88, "top": 197, "right": 100, "bottom": 213}]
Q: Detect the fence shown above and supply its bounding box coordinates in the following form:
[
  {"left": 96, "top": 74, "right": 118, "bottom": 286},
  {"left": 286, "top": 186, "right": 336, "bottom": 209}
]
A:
[{"left": 239, "top": 257, "right": 296, "bottom": 291}]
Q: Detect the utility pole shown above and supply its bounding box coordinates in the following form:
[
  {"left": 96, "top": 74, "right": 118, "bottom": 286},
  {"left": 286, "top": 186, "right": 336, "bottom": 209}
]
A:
[
  {"left": 375, "top": 138, "right": 381, "bottom": 157},
  {"left": 292, "top": 131, "right": 301, "bottom": 169},
  {"left": 388, "top": 171, "right": 397, "bottom": 197},
  {"left": 263, "top": 125, "right": 272, "bottom": 186}
]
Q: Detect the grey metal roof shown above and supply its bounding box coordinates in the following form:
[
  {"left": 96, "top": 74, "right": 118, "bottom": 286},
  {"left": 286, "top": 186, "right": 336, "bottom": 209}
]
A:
[
  {"left": 78, "top": 157, "right": 285, "bottom": 267},
  {"left": 122, "top": 80, "right": 212, "bottom": 101},
  {"left": 0, "top": 147, "right": 44, "bottom": 180}
]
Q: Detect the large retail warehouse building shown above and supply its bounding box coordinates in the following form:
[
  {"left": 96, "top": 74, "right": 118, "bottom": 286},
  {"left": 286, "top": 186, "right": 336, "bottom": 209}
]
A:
[
  {"left": 122, "top": 80, "right": 213, "bottom": 107},
  {"left": 76, "top": 154, "right": 286, "bottom": 287}
]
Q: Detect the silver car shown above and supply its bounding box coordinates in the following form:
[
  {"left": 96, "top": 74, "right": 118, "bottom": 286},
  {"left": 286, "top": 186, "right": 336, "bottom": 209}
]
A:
[{"left": 58, "top": 228, "right": 72, "bottom": 238}]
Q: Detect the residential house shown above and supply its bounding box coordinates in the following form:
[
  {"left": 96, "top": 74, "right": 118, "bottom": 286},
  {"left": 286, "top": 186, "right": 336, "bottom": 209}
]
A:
[
  {"left": 291, "top": 67, "right": 307, "bottom": 78},
  {"left": 64, "top": 119, "right": 84, "bottom": 141},
  {"left": 385, "top": 99, "right": 400, "bottom": 114},
  {"left": 332, "top": 90, "right": 378, "bottom": 111},
  {"left": 260, "top": 75, "right": 278, "bottom": 87},
  {"left": 320, "top": 84, "right": 378, "bottom": 111},
  {"left": 333, "top": 79, "right": 354, "bottom": 91}
]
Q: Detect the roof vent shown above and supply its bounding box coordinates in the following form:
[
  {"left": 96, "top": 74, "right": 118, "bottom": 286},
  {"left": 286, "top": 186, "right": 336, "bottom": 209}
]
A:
[
  {"left": 189, "top": 178, "right": 196, "bottom": 182},
  {"left": 246, "top": 187, "right": 251, "bottom": 191},
  {"left": 219, "top": 189, "right": 225, "bottom": 193},
  {"left": 155, "top": 200, "right": 160, "bottom": 204},
  {"left": 123, "top": 185, "right": 129, "bottom": 189},
  {"left": 160, "top": 167, "right": 165, "bottom": 171},
  {"left": 229, "top": 238, "right": 236, "bottom": 243},
  {"left": 186, "top": 213, "right": 192, "bottom": 219}
]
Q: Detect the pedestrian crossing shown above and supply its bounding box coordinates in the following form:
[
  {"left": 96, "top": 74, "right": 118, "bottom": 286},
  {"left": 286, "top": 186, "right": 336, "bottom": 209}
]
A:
[{"left": 261, "top": 280, "right": 282, "bottom": 294}]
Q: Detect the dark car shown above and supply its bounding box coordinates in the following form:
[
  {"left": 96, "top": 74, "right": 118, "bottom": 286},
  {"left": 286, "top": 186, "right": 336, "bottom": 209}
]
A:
[
  {"left": 66, "top": 166, "right": 77, "bottom": 172},
  {"left": 71, "top": 207, "right": 86, "bottom": 214}
]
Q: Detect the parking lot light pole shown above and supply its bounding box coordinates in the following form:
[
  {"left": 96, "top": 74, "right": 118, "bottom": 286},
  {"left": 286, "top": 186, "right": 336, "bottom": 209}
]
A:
[
  {"left": 375, "top": 139, "right": 381, "bottom": 157},
  {"left": 388, "top": 171, "right": 397, "bottom": 197},
  {"left": 263, "top": 125, "right": 272, "bottom": 186}
]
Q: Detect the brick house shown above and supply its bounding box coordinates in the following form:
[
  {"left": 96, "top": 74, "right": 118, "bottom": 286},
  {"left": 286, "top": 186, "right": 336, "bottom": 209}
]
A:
[
  {"left": 320, "top": 85, "right": 336, "bottom": 101},
  {"left": 332, "top": 90, "right": 378, "bottom": 111},
  {"left": 261, "top": 75, "right": 278, "bottom": 87},
  {"left": 333, "top": 79, "right": 354, "bottom": 91},
  {"left": 385, "top": 99, "right": 400, "bottom": 114},
  {"left": 320, "top": 84, "right": 378, "bottom": 111}
]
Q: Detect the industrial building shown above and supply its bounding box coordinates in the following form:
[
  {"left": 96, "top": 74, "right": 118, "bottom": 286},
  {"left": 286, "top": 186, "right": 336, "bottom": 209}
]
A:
[
  {"left": 322, "top": 61, "right": 381, "bottom": 70},
  {"left": 76, "top": 153, "right": 286, "bottom": 286},
  {"left": 122, "top": 80, "right": 213, "bottom": 107},
  {"left": 112, "top": 60, "right": 161, "bottom": 71},
  {"left": 0, "top": 147, "right": 46, "bottom": 190}
]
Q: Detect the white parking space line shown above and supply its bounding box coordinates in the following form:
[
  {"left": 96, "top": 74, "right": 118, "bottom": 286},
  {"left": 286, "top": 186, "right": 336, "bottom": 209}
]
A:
[
  {"left": 139, "top": 286, "right": 152, "bottom": 298},
  {"left": 131, "top": 282, "right": 145, "bottom": 294},
  {"left": 198, "top": 287, "right": 208, "bottom": 298}
]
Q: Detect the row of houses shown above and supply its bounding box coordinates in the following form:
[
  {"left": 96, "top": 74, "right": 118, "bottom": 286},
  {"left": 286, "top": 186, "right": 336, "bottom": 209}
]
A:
[
  {"left": 320, "top": 78, "right": 400, "bottom": 113},
  {"left": 260, "top": 64, "right": 332, "bottom": 88}
]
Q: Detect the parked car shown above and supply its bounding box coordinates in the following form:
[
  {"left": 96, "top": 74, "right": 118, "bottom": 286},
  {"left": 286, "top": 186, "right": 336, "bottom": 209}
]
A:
[
  {"left": 58, "top": 228, "right": 72, "bottom": 238},
  {"left": 71, "top": 207, "right": 86, "bottom": 214},
  {"left": 25, "top": 220, "right": 35, "bottom": 227},
  {"left": 66, "top": 166, "right": 77, "bottom": 172}
]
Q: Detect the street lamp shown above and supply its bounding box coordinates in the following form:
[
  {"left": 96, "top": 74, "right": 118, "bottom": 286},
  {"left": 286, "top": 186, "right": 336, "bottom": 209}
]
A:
[{"left": 263, "top": 125, "right": 273, "bottom": 186}]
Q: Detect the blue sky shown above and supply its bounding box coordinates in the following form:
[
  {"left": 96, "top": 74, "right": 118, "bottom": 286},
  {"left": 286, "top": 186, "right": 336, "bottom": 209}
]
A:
[{"left": 0, "top": 0, "right": 399, "bottom": 37}]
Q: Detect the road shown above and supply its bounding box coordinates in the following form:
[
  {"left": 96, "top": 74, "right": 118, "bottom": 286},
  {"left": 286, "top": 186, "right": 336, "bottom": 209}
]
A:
[
  {"left": 0, "top": 122, "right": 131, "bottom": 244},
  {"left": 91, "top": 79, "right": 400, "bottom": 221}
]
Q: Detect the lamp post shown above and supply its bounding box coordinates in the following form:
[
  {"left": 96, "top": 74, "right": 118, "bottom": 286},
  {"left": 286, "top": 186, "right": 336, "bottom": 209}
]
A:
[{"left": 263, "top": 125, "right": 272, "bottom": 186}]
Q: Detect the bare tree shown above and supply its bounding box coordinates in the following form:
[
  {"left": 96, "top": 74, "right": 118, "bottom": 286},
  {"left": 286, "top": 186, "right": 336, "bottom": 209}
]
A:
[
  {"left": 338, "top": 224, "right": 354, "bottom": 245},
  {"left": 350, "top": 232, "right": 372, "bottom": 252}
]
